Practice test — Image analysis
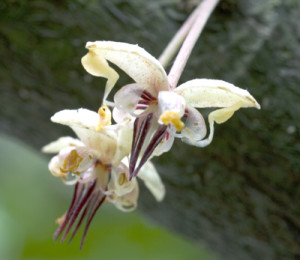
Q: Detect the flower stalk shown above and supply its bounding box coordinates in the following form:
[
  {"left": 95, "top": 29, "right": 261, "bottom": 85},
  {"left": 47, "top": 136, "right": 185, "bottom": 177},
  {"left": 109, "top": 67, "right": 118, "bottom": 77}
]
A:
[
  {"left": 158, "top": 1, "right": 203, "bottom": 68},
  {"left": 168, "top": 0, "right": 220, "bottom": 89}
]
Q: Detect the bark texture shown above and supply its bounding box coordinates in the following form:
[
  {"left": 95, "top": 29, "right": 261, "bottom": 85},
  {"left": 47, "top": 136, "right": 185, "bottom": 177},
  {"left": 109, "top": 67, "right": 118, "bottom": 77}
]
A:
[{"left": 1, "top": 0, "right": 299, "bottom": 259}]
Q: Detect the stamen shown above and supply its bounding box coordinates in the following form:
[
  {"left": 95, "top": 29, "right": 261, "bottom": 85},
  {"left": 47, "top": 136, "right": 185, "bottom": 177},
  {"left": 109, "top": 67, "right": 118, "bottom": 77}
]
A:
[
  {"left": 129, "top": 113, "right": 153, "bottom": 177},
  {"left": 53, "top": 182, "right": 83, "bottom": 241},
  {"left": 68, "top": 193, "right": 96, "bottom": 244},
  {"left": 165, "top": 131, "right": 170, "bottom": 141},
  {"left": 135, "top": 105, "right": 148, "bottom": 110},
  {"left": 60, "top": 180, "right": 97, "bottom": 242},
  {"left": 53, "top": 180, "right": 97, "bottom": 243},
  {"left": 141, "top": 94, "right": 151, "bottom": 101},
  {"left": 80, "top": 192, "right": 106, "bottom": 250},
  {"left": 183, "top": 108, "right": 189, "bottom": 118},
  {"left": 138, "top": 100, "right": 150, "bottom": 105},
  {"left": 132, "top": 125, "right": 168, "bottom": 177},
  {"left": 141, "top": 90, "right": 156, "bottom": 101}
]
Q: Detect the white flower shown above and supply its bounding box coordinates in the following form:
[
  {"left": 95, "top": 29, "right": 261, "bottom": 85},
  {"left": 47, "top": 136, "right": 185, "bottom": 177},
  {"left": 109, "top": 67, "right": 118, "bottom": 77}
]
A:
[
  {"left": 81, "top": 41, "right": 260, "bottom": 178},
  {"left": 42, "top": 106, "right": 165, "bottom": 248}
]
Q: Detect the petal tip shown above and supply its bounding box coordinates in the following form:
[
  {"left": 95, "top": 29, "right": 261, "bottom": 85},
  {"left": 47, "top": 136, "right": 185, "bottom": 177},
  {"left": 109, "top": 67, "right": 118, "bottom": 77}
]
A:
[
  {"left": 85, "top": 41, "right": 96, "bottom": 49},
  {"left": 245, "top": 95, "right": 261, "bottom": 110},
  {"left": 255, "top": 101, "right": 261, "bottom": 110}
]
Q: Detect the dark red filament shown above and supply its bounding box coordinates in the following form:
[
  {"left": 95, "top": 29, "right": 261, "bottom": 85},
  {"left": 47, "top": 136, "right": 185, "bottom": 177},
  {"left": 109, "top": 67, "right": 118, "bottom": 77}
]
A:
[
  {"left": 135, "top": 90, "right": 157, "bottom": 110},
  {"left": 129, "top": 113, "right": 168, "bottom": 179},
  {"left": 53, "top": 179, "right": 106, "bottom": 249}
]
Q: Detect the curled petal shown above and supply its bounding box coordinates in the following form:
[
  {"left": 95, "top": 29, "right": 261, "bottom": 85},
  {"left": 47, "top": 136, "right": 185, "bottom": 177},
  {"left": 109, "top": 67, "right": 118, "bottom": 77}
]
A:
[
  {"left": 73, "top": 147, "right": 99, "bottom": 173},
  {"left": 181, "top": 106, "right": 207, "bottom": 145},
  {"left": 81, "top": 47, "right": 119, "bottom": 102},
  {"left": 176, "top": 79, "right": 261, "bottom": 109},
  {"left": 48, "top": 146, "right": 97, "bottom": 178},
  {"left": 138, "top": 162, "right": 165, "bottom": 201},
  {"left": 42, "top": 136, "right": 84, "bottom": 153},
  {"left": 112, "top": 179, "right": 139, "bottom": 212},
  {"left": 108, "top": 163, "right": 135, "bottom": 197},
  {"left": 114, "top": 84, "right": 145, "bottom": 115},
  {"left": 49, "top": 154, "right": 67, "bottom": 178},
  {"left": 82, "top": 41, "right": 169, "bottom": 100},
  {"left": 185, "top": 101, "right": 243, "bottom": 147}
]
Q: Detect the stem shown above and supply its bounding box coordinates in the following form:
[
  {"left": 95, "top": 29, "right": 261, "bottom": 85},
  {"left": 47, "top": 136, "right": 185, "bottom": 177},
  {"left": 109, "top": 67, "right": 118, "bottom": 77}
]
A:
[
  {"left": 167, "top": 0, "right": 220, "bottom": 89},
  {"left": 158, "top": 3, "right": 201, "bottom": 68}
]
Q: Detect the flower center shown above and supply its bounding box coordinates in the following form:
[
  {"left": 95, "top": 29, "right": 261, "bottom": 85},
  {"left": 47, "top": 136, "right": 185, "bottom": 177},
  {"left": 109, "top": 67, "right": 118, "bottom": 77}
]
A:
[{"left": 159, "top": 111, "right": 184, "bottom": 131}]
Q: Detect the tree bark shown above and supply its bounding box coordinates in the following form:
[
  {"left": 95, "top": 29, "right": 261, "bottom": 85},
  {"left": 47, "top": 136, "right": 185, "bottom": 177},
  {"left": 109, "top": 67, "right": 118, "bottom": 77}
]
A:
[{"left": 1, "top": 0, "right": 299, "bottom": 259}]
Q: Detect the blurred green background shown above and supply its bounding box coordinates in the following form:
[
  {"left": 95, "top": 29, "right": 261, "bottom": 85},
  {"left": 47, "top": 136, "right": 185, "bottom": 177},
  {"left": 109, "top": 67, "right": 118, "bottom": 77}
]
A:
[{"left": 0, "top": 134, "right": 217, "bottom": 260}]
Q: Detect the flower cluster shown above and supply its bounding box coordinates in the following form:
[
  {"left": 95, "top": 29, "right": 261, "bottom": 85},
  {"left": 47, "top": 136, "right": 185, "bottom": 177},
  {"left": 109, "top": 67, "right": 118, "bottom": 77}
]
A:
[{"left": 43, "top": 41, "right": 260, "bottom": 247}]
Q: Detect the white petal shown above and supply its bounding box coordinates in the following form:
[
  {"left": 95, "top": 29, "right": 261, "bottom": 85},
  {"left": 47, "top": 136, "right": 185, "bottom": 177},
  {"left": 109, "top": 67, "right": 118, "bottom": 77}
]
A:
[
  {"left": 51, "top": 108, "right": 99, "bottom": 129},
  {"left": 111, "top": 109, "right": 134, "bottom": 163},
  {"left": 71, "top": 126, "right": 117, "bottom": 161},
  {"left": 81, "top": 47, "right": 119, "bottom": 102},
  {"left": 138, "top": 161, "right": 165, "bottom": 201},
  {"left": 176, "top": 79, "right": 261, "bottom": 109},
  {"left": 153, "top": 125, "right": 176, "bottom": 157},
  {"left": 48, "top": 154, "right": 64, "bottom": 177},
  {"left": 108, "top": 163, "right": 134, "bottom": 197},
  {"left": 112, "top": 107, "right": 135, "bottom": 124},
  {"left": 74, "top": 147, "right": 98, "bottom": 173},
  {"left": 48, "top": 146, "right": 75, "bottom": 177},
  {"left": 42, "top": 136, "right": 84, "bottom": 153},
  {"left": 158, "top": 91, "right": 186, "bottom": 116},
  {"left": 114, "top": 84, "right": 145, "bottom": 114},
  {"left": 185, "top": 101, "right": 244, "bottom": 147},
  {"left": 111, "top": 179, "right": 139, "bottom": 212},
  {"left": 181, "top": 106, "right": 207, "bottom": 145},
  {"left": 92, "top": 164, "right": 110, "bottom": 189},
  {"left": 113, "top": 124, "right": 133, "bottom": 163},
  {"left": 50, "top": 109, "right": 118, "bottom": 159},
  {"left": 82, "top": 41, "right": 169, "bottom": 101},
  {"left": 48, "top": 154, "right": 81, "bottom": 185}
]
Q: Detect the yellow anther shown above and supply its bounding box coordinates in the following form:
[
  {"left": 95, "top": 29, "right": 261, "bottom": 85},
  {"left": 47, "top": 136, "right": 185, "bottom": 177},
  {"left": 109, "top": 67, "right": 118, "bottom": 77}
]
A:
[
  {"left": 159, "top": 111, "right": 184, "bottom": 131},
  {"left": 55, "top": 212, "right": 66, "bottom": 225},
  {"left": 118, "top": 173, "right": 127, "bottom": 186},
  {"left": 60, "top": 150, "right": 83, "bottom": 173},
  {"left": 96, "top": 104, "right": 112, "bottom": 131}
]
